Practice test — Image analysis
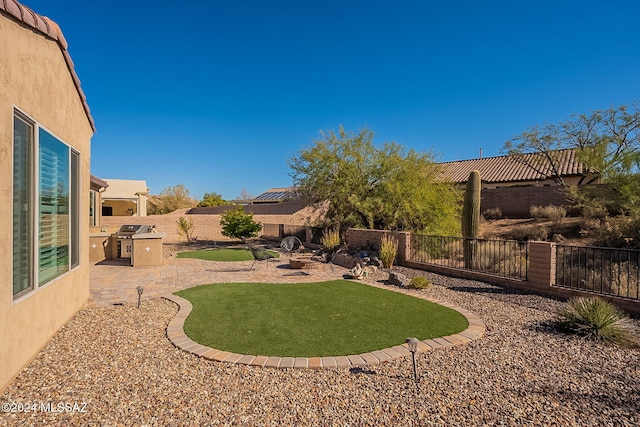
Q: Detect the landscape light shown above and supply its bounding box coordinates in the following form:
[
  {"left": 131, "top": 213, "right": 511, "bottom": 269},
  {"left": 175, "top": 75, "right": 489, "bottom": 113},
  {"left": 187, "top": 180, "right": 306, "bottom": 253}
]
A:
[
  {"left": 136, "top": 286, "right": 144, "bottom": 308},
  {"left": 405, "top": 337, "right": 419, "bottom": 383}
]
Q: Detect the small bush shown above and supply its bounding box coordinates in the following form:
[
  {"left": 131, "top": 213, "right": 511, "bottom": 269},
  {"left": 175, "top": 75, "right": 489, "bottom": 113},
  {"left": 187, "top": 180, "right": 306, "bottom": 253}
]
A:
[
  {"left": 321, "top": 228, "right": 341, "bottom": 253},
  {"left": 379, "top": 234, "right": 399, "bottom": 269},
  {"left": 586, "top": 216, "right": 640, "bottom": 249},
  {"left": 581, "top": 205, "right": 609, "bottom": 221},
  {"left": 472, "top": 240, "right": 528, "bottom": 277},
  {"left": 530, "top": 205, "right": 567, "bottom": 222},
  {"left": 220, "top": 206, "right": 262, "bottom": 242},
  {"left": 408, "top": 276, "right": 431, "bottom": 289},
  {"left": 555, "top": 297, "right": 638, "bottom": 347},
  {"left": 511, "top": 224, "right": 548, "bottom": 241},
  {"left": 482, "top": 207, "right": 503, "bottom": 220},
  {"left": 177, "top": 216, "right": 195, "bottom": 243}
]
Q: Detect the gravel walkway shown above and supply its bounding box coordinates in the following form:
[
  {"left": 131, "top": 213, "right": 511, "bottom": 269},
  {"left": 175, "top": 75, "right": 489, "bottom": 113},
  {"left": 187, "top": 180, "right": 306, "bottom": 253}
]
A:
[{"left": 2, "top": 269, "right": 639, "bottom": 426}]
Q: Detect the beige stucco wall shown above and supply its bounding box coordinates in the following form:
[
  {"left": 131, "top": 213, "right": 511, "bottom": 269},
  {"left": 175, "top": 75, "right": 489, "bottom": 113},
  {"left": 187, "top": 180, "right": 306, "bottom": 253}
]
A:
[
  {"left": 101, "top": 179, "right": 148, "bottom": 216},
  {"left": 102, "top": 199, "right": 139, "bottom": 216},
  {"left": 100, "top": 204, "right": 326, "bottom": 244},
  {"left": 0, "top": 14, "right": 94, "bottom": 392}
]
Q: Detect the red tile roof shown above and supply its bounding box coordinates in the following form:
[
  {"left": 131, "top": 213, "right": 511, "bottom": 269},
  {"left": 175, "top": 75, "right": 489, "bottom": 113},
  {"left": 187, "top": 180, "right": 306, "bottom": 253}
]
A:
[
  {"left": 1, "top": 0, "right": 95, "bottom": 131},
  {"left": 438, "top": 149, "right": 592, "bottom": 184}
]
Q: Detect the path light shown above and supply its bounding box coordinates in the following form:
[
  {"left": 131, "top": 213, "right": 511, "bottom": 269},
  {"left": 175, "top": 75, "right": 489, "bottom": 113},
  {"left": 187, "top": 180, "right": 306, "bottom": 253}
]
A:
[
  {"left": 405, "top": 337, "right": 419, "bottom": 383},
  {"left": 136, "top": 286, "right": 144, "bottom": 308}
]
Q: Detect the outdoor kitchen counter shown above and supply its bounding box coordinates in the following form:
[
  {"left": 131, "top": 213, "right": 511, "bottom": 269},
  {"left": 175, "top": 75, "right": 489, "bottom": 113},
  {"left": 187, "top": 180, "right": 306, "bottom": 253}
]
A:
[
  {"left": 131, "top": 232, "right": 166, "bottom": 267},
  {"left": 89, "top": 233, "right": 114, "bottom": 263}
]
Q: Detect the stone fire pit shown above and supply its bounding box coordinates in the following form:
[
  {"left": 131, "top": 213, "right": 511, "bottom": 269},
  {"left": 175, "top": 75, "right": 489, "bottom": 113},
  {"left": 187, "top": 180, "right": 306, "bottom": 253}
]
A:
[{"left": 289, "top": 256, "right": 324, "bottom": 270}]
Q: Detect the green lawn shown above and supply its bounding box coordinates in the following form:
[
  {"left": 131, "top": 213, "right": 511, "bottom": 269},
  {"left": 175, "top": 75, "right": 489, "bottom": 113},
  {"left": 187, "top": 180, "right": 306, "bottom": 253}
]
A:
[
  {"left": 176, "top": 248, "right": 279, "bottom": 262},
  {"left": 175, "top": 280, "right": 468, "bottom": 357}
]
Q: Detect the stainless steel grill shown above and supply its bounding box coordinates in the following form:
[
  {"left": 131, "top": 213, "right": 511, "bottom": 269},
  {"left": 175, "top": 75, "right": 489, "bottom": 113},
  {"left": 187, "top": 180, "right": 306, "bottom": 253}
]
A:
[{"left": 114, "top": 225, "right": 154, "bottom": 258}]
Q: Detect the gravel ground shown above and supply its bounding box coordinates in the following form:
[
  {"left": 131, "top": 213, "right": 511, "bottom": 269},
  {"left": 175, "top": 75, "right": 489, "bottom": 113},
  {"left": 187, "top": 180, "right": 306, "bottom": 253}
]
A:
[{"left": 1, "top": 269, "right": 639, "bottom": 426}]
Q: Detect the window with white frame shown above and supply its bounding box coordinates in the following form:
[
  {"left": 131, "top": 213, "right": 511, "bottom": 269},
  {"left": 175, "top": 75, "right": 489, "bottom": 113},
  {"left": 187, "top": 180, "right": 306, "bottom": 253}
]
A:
[{"left": 12, "top": 110, "right": 81, "bottom": 299}]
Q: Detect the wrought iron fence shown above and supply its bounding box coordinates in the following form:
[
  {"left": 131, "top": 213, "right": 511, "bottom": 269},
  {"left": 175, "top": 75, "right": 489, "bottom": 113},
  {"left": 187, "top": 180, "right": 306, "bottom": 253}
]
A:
[
  {"left": 408, "top": 234, "right": 529, "bottom": 280},
  {"left": 556, "top": 245, "right": 640, "bottom": 300}
]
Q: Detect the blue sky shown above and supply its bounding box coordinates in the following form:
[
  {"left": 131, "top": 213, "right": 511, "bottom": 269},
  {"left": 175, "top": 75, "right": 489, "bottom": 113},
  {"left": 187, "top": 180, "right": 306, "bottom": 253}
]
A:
[{"left": 24, "top": 0, "right": 640, "bottom": 200}]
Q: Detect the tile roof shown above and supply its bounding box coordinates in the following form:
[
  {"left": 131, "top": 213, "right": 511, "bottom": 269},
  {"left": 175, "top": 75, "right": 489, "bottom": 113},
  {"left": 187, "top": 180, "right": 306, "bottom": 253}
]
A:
[
  {"left": 1, "top": 0, "right": 95, "bottom": 131},
  {"left": 437, "top": 149, "right": 592, "bottom": 184}
]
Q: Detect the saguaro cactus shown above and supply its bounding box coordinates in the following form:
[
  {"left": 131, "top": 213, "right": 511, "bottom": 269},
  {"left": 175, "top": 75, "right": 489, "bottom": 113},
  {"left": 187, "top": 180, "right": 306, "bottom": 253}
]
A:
[{"left": 461, "top": 170, "right": 481, "bottom": 268}]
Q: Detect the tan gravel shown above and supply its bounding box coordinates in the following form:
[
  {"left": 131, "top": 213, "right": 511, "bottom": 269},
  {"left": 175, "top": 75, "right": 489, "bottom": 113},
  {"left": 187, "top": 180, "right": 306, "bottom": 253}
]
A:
[{"left": 1, "top": 270, "right": 639, "bottom": 426}]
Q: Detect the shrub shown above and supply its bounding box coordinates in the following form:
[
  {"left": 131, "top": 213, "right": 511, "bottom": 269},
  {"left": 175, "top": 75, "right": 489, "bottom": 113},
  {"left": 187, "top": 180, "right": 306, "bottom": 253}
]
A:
[
  {"left": 581, "top": 204, "right": 609, "bottom": 221},
  {"left": 379, "top": 234, "right": 399, "bottom": 269},
  {"left": 220, "top": 206, "right": 262, "bottom": 242},
  {"left": 530, "top": 205, "right": 567, "bottom": 222},
  {"left": 555, "top": 297, "right": 638, "bottom": 347},
  {"left": 556, "top": 258, "right": 640, "bottom": 298},
  {"left": 472, "top": 240, "right": 528, "bottom": 277},
  {"left": 177, "top": 216, "right": 195, "bottom": 243},
  {"left": 320, "top": 228, "right": 341, "bottom": 253},
  {"left": 511, "top": 224, "right": 548, "bottom": 241},
  {"left": 482, "top": 207, "right": 503, "bottom": 220},
  {"left": 408, "top": 276, "right": 431, "bottom": 289},
  {"left": 586, "top": 216, "right": 640, "bottom": 249}
]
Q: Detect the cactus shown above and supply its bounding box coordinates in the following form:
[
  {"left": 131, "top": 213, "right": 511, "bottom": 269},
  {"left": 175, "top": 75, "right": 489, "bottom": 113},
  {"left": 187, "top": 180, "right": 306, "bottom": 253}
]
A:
[{"left": 461, "top": 170, "right": 481, "bottom": 268}]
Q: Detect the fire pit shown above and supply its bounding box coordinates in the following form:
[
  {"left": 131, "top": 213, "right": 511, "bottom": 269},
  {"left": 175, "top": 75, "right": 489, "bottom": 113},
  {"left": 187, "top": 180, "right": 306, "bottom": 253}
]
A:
[{"left": 289, "top": 256, "right": 324, "bottom": 270}]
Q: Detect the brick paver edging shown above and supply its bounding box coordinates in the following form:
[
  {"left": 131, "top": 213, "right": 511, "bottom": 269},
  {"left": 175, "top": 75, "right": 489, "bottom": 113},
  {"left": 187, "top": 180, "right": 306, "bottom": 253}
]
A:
[{"left": 162, "top": 283, "right": 485, "bottom": 369}]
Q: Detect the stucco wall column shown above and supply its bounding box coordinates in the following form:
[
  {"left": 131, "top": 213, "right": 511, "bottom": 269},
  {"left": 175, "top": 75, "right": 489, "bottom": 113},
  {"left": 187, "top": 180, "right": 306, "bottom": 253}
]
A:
[
  {"left": 528, "top": 241, "right": 556, "bottom": 288},
  {"left": 136, "top": 192, "right": 148, "bottom": 216}
]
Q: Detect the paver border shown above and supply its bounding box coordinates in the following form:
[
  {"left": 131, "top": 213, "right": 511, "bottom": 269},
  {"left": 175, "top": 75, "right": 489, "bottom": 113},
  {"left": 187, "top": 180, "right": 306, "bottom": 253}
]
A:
[{"left": 162, "top": 281, "right": 485, "bottom": 369}]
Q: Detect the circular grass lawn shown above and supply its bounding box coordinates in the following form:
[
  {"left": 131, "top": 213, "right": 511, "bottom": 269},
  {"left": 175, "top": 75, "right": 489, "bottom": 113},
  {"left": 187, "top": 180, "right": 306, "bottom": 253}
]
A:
[
  {"left": 175, "top": 280, "right": 469, "bottom": 357},
  {"left": 176, "top": 248, "right": 279, "bottom": 262}
]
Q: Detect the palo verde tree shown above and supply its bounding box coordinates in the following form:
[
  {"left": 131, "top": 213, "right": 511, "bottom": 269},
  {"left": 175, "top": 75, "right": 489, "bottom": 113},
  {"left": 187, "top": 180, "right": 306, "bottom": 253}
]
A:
[
  {"left": 289, "top": 126, "right": 460, "bottom": 234},
  {"left": 503, "top": 103, "right": 640, "bottom": 215},
  {"left": 219, "top": 205, "right": 262, "bottom": 242}
]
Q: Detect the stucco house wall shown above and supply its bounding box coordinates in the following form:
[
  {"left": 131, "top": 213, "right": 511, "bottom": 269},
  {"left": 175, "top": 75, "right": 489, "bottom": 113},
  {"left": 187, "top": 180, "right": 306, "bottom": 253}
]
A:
[
  {"left": 0, "top": 2, "right": 94, "bottom": 392},
  {"left": 101, "top": 179, "right": 149, "bottom": 217}
]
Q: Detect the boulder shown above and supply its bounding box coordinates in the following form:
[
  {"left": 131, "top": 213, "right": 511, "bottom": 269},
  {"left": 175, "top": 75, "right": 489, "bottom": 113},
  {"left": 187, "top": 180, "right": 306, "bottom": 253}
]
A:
[{"left": 388, "top": 272, "right": 408, "bottom": 287}]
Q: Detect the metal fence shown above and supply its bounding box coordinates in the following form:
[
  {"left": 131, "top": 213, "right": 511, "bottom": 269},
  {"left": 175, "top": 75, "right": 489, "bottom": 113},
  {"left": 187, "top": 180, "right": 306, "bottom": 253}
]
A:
[
  {"left": 556, "top": 245, "right": 640, "bottom": 300},
  {"left": 408, "top": 234, "right": 529, "bottom": 280}
]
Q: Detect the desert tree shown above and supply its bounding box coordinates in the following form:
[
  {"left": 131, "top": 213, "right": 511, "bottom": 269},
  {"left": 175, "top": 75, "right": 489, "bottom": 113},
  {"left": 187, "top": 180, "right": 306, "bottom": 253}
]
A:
[
  {"left": 503, "top": 103, "right": 640, "bottom": 215},
  {"left": 197, "top": 192, "right": 228, "bottom": 207},
  {"left": 289, "top": 126, "right": 460, "bottom": 234},
  {"left": 148, "top": 184, "right": 196, "bottom": 214},
  {"left": 219, "top": 206, "right": 262, "bottom": 242}
]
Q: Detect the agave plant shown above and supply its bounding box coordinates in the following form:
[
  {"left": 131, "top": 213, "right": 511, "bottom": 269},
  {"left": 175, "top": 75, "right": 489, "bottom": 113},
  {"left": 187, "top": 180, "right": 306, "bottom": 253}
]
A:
[{"left": 555, "top": 297, "right": 638, "bottom": 347}]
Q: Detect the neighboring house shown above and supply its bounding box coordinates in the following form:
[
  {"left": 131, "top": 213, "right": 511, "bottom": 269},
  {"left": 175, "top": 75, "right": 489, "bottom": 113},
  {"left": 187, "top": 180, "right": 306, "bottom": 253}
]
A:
[
  {"left": 101, "top": 178, "right": 149, "bottom": 217},
  {"left": 438, "top": 149, "right": 599, "bottom": 189},
  {"left": 1, "top": 1, "right": 95, "bottom": 393},
  {"left": 250, "top": 187, "right": 299, "bottom": 204},
  {"left": 438, "top": 149, "right": 600, "bottom": 217}
]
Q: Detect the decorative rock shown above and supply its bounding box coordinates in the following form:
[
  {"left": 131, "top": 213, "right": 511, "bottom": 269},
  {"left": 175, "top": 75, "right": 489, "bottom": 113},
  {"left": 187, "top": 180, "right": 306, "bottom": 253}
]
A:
[
  {"left": 388, "top": 272, "right": 408, "bottom": 287},
  {"left": 3, "top": 266, "right": 639, "bottom": 426}
]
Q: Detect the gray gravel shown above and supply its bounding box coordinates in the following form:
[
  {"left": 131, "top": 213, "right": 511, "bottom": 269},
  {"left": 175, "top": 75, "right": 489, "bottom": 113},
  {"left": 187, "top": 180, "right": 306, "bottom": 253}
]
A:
[{"left": 2, "top": 270, "right": 639, "bottom": 426}]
